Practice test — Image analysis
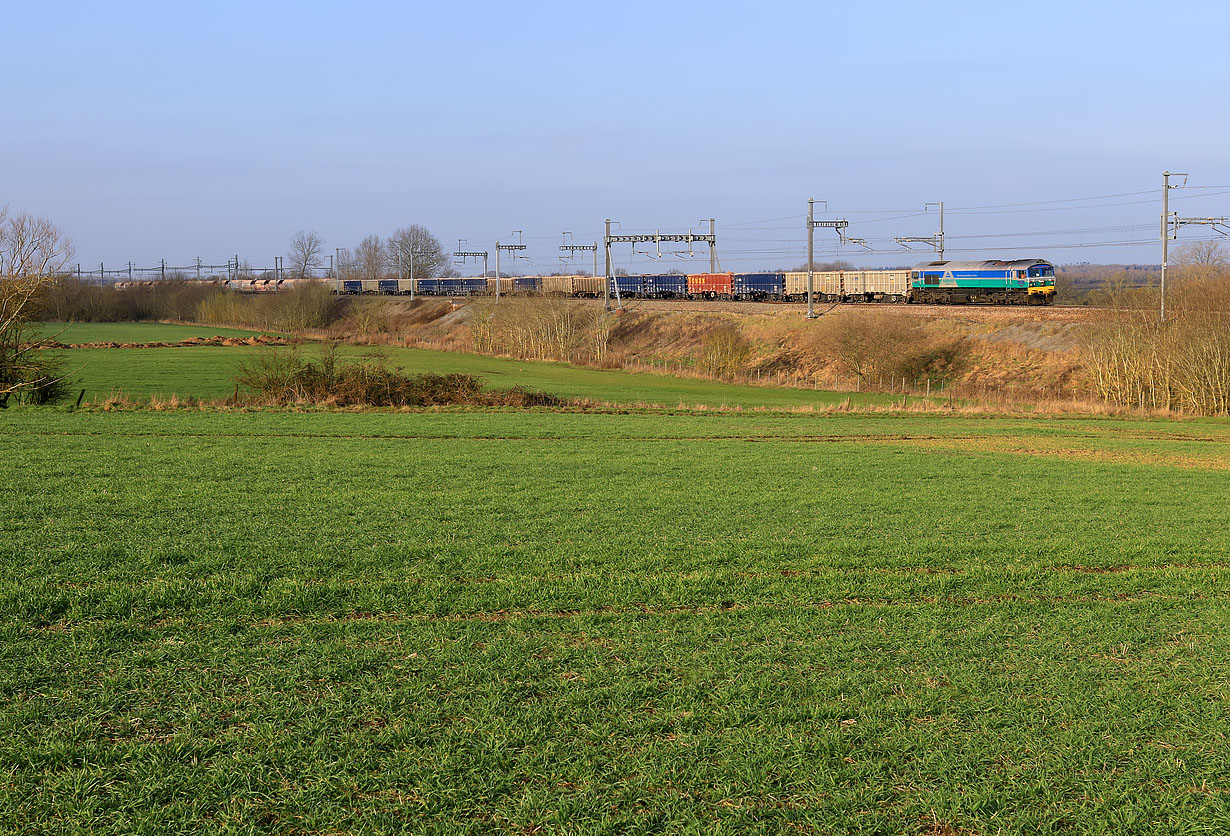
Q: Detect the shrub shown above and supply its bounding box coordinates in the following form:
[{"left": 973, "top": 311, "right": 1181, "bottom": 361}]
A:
[
  {"left": 805, "top": 309, "right": 969, "bottom": 386},
  {"left": 695, "top": 323, "right": 752, "bottom": 378},
  {"left": 234, "top": 344, "right": 563, "bottom": 408},
  {"left": 1, "top": 279, "right": 72, "bottom": 405},
  {"left": 198, "top": 283, "right": 341, "bottom": 331},
  {"left": 0, "top": 333, "right": 71, "bottom": 405},
  {"left": 40, "top": 277, "right": 344, "bottom": 332}
]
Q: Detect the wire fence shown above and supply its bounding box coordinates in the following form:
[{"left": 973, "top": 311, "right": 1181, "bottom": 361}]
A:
[{"left": 71, "top": 258, "right": 337, "bottom": 283}]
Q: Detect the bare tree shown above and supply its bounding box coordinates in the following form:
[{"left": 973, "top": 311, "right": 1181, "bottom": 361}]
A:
[
  {"left": 386, "top": 225, "right": 450, "bottom": 278},
  {"left": 0, "top": 207, "right": 75, "bottom": 402},
  {"left": 1174, "top": 240, "right": 1230, "bottom": 282},
  {"left": 287, "top": 230, "right": 324, "bottom": 278},
  {"left": 353, "top": 235, "right": 387, "bottom": 279},
  {"left": 335, "top": 247, "right": 355, "bottom": 280}
]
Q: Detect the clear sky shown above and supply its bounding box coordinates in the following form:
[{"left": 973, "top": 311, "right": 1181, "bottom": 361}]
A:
[{"left": 5, "top": 0, "right": 1230, "bottom": 275}]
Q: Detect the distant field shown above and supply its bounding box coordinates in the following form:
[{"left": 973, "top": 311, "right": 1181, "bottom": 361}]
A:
[
  {"left": 37, "top": 321, "right": 276, "bottom": 343},
  {"left": 2, "top": 409, "right": 1229, "bottom": 833},
  {"left": 45, "top": 322, "right": 894, "bottom": 408}
]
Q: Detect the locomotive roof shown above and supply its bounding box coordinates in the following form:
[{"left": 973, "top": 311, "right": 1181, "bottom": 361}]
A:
[{"left": 913, "top": 258, "right": 1054, "bottom": 270}]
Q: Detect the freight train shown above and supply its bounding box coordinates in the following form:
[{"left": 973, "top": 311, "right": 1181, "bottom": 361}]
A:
[
  {"left": 327, "top": 258, "right": 1057, "bottom": 305},
  {"left": 115, "top": 258, "right": 1056, "bottom": 305}
]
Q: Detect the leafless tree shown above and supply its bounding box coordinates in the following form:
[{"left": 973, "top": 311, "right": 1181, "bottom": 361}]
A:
[
  {"left": 335, "top": 247, "right": 355, "bottom": 280},
  {"left": 287, "top": 230, "right": 324, "bottom": 278},
  {"left": 1174, "top": 240, "right": 1230, "bottom": 282},
  {"left": 386, "top": 225, "right": 450, "bottom": 278},
  {"left": 0, "top": 207, "right": 75, "bottom": 402},
  {"left": 353, "top": 234, "right": 387, "bottom": 279}
]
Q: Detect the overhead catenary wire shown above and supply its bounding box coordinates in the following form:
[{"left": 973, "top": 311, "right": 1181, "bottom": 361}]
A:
[
  {"left": 945, "top": 190, "right": 1156, "bottom": 210},
  {"left": 106, "top": 188, "right": 1225, "bottom": 279}
]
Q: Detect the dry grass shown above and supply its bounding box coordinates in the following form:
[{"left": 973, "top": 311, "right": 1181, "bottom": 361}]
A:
[
  {"left": 196, "top": 282, "right": 340, "bottom": 331},
  {"left": 1084, "top": 275, "right": 1230, "bottom": 415},
  {"left": 469, "top": 297, "right": 614, "bottom": 364}
]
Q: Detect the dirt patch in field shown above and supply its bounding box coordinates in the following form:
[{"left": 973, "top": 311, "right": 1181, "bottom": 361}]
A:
[
  {"left": 974, "top": 321, "right": 1084, "bottom": 352},
  {"left": 910, "top": 436, "right": 1230, "bottom": 471},
  {"left": 242, "top": 590, "right": 1224, "bottom": 628},
  {"left": 39, "top": 334, "right": 288, "bottom": 349},
  {"left": 919, "top": 816, "right": 981, "bottom": 836}
]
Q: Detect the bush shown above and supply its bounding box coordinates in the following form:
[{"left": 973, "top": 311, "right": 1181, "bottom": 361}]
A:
[
  {"left": 198, "top": 283, "right": 340, "bottom": 331},
  {"left": 234, "top": 344, "right": 563, "bottom": 408},
  {"left": 696, "top": 323, "right": 752, "bottom": 378},
  {"left": 806, "top": 309, "right": 969, "bottom": 386},
  {"left": 42, "top": 277, "right": 224, "bottom": 323},
  {"left": 40, "top": 277, "right": 344, "bottom": 332},
  {"left": 0, "top": 334, "right": 71, "bottom": 405},
  {"left": 1, "top": 280, "right": 72, "bottom": 405}
]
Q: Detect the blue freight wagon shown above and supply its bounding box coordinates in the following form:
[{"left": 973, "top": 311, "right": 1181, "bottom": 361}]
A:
[
  {"left": 642, "top": 274, "right": 689, "bottom": 298},
  {"left": 436, "top": 278, "right": 488, "bottom": 295},
  {"left": 609, "top": 276, "right": 643, "bottom": 298},
  {"left": 416, "top": 279, "right": 444, "bottom": 295},
  {"left": 341, "top": 280, "right": 363, "bottom": 294},
  {"left": 514, "top": 276, "right": 541, "bottom": 293},
  {"left": 378, "top": 279, "right": 401, "bottom": 294},
  {"left": 732, "top": 272, "right": 785, "bottom": 300}
]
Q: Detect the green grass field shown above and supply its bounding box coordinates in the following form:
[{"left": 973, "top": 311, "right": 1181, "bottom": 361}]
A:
[
  {"left": 47, "top": 322, "right": 893, "bottom": 409},
  {"left": 4, "top": 404, "right": 1230, "bottom": 834},
  {"left": 8, "top": 322, "right": 1230, "bottom": 833}
]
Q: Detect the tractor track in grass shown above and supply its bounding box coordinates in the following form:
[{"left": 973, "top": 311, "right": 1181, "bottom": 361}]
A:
[
  {"left": 27, "top": 588, "right": 1230, "bottom": 636},
  {"left": 27, "top": 593, "right": 1230, "bottom": 639},
  {"left": 0, "top": 429, "right": 995, "bottom": 443},
  {"left": 7, "top": 425, "right": 1230, "bottom": 443},
  {"left": 7, "top": 428, "right": 1230, "bottom": 472}
]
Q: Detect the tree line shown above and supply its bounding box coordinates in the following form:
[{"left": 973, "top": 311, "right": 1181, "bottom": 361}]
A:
[{"left": 288, "top": 226, "right": 456, "bottom": 280}]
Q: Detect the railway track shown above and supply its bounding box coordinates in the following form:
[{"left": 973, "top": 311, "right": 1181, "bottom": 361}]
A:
[{"left": 438, "top": 296, "right": 1096, "bottom": 321}]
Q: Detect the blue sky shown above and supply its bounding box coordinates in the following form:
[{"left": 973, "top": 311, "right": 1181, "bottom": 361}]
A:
[{"left": 5, "top": 0, "right": 1230, "bottom": 274}]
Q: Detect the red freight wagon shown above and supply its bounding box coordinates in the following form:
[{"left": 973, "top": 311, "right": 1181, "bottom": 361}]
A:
[{"left": 687, "top": 272, "right": 734, "bottom": 298}]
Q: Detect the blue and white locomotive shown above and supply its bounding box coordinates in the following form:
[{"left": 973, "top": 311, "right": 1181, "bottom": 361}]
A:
[{"left": 910, "top": 259, "right": 1056, "bottom": 305}]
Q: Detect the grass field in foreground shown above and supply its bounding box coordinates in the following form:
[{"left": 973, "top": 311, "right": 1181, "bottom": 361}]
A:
[
  {"left": 46, "top": 321, "right": 894, "bottom": 408},
  {"left": 3, "top": 409, "right": 1230, "bottom": 834},
  {"left": 38, "top": 321, "right": 275, "bottom": 344}
]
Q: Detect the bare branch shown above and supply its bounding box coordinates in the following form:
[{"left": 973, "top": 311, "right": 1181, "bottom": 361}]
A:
[
  {"left": 287, "top": 230, "right": 324, "bottom": 278},
  {"left": 0, "top": 208, "right": 75, "bottom": 400}
]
